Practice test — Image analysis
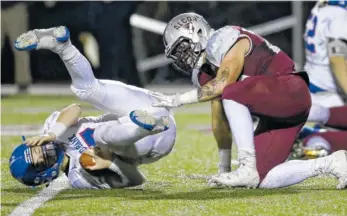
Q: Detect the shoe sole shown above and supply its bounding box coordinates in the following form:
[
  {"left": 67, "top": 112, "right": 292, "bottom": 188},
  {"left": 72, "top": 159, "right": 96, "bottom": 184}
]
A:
[
  {"left": 14, "top": 26, "right": 70, "bottom": 51},
  {"left": 129, "top": 110, "right": 169, "bottom": 131}
]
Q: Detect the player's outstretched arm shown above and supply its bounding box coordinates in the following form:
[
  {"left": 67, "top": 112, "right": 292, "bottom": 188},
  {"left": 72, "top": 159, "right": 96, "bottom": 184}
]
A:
[
  {"left": 150, "top": 39, "right": 249, "bottom": 109},
  {"left": 25, "top": 104, "right": 81, "bottom": 146}
]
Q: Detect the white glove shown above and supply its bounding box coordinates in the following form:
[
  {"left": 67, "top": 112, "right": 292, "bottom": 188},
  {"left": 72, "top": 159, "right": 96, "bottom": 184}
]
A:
[{"left": 149, "top": 91, "right": 182, "bottom": 109}]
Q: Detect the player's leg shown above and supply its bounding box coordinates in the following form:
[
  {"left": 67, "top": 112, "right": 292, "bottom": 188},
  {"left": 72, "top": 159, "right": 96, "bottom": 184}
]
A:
[
  {"left": 308, "top": 91, "right": 347, "bottom": 129},
  {"left": 211, "top": 121, "right": 305, "bottom": 187},
  {"left": 310, "top": 91, "right": 344, "bottom": 108},
  {"left": 132, "top": 117, "right": 176, "bottom": 164},
  {"left": 14, "top": 26, "right": 168, "bottom": 116},
  {"left": 308, "top": 104, "right": 347, "bottom": 130},
  {"left": 93, "top": 110, "right": 170, "bottom": 155},
  {"left": 254, "top": 122, "right": 305, "bottom": 182},
  {"left": 325, "top": 106, "right": 347, "bottom": 130},
  {"left": 13, "top": 26, "right": 121, "bottom": 113},
  {"left": 259, "top": 150, "right": 347, "bottom": 189},
  {"left": 215, "top": 74, "right": 311, "bottom": 187},
  {"left": 211, "top": 99, "right": 232, "bottom": 174},
  {"left": 307, "top": 103, "right": 331, "bottom": 124}
]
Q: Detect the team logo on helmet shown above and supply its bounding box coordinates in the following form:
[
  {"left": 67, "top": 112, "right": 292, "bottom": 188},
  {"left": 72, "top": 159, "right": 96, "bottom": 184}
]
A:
[{"left": 173, "top": 15, "right": 199, "bottom": 30}]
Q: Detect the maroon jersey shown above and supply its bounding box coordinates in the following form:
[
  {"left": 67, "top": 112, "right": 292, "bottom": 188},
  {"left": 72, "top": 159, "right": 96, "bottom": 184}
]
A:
[{"left": 199, "top": 26, "right": 296, "bottom": 86}]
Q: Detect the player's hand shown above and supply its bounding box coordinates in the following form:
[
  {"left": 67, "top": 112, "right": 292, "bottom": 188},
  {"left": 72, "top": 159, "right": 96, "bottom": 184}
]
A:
[
  {"left": 25, "top": 133, "right": 56, "bottom": 146},
  {"left": 82, "top": 149, "right": 112, "bottom": 171},
  {"left": 149, "top": 91, "right": 182, "bottom": 109}
]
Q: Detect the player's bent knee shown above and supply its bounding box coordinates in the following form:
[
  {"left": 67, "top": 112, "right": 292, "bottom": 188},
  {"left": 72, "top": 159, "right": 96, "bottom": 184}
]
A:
[
  {"left": 141, "top": 130, "right": 176, "bottom": 164},
  {"left": 221, "top": 83, "right": 248, "bottom": 105},
  {"left": 154, "top": 135, "right": 176, "bottom": 159},
  {"left": 70, "top": 80, "right": 99, "bottom": 101}
]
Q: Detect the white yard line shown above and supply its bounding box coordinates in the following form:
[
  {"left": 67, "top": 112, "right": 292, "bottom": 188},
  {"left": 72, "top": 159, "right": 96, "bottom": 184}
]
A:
[
  {"left": 9, "top": 175, "right": 70, "bottom": 216},
  {"left": 1, "top": 125, "right": 43, "bottom": 136}
]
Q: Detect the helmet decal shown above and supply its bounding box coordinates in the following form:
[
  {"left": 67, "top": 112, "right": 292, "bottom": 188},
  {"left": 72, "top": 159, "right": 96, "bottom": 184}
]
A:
[{"left": 173, "top": 15, "right": 199, "bottom": 30}]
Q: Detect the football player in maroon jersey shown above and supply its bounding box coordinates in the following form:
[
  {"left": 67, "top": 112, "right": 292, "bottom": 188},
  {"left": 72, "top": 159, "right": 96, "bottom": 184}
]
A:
[{"left": 150, "top": 13, "right": 347, "bottom": 189}]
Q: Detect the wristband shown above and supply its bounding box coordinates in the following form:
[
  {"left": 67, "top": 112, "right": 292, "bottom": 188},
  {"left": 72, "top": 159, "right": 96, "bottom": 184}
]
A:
[
  {"left": 48, "top": 122, "right": 67, "bottom": 139},
  {"left": 178, "top": 89, "right": 199, "bottom": 105}
]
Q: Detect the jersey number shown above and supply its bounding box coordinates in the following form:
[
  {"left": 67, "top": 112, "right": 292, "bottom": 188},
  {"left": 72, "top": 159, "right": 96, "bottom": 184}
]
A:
[
  {"left": 79, "top": 128, "right": 96, "bottom": 147},
  {"left": 305, "top": 14, "right": 318, "bottom": 53}
]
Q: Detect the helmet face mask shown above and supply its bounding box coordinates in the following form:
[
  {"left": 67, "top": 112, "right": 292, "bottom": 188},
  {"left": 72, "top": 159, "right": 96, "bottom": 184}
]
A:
[
  {"left": 31, "top": 143, "right": 58, "bottom": 172},
  {"left": 166, "top": 36, "right": 202, "bottom": 75}
]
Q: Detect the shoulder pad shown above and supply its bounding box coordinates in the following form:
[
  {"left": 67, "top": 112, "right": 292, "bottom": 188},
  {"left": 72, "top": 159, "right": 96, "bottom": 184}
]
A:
[{"left": 206, "top": 26, "right": 241, "bottom": 67}]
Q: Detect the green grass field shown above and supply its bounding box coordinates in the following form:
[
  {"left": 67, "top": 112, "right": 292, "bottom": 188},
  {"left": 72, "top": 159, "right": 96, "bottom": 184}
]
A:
[{"left": 1, "top": 95, "right": 347, "bottom": 216}]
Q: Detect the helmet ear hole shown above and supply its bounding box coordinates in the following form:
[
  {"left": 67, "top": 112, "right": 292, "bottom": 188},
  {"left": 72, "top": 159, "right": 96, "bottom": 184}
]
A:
[{"left": 197, "top": 29, "right": 202, "bottom": 35}]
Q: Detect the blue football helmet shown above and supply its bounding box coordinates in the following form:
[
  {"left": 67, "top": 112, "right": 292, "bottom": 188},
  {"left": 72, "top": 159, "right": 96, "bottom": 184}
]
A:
[{"left": 9, "top": 140, "right": 65, "bottom": 186}]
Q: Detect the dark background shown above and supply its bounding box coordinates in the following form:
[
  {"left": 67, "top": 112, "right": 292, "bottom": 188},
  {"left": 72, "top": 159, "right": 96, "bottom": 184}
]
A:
[{"left": 1, "top": 1, "right": 316, "bottom": 86}]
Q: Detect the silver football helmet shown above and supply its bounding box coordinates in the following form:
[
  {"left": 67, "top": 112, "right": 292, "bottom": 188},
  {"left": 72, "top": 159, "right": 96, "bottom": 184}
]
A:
[{"left": 163, "top": 12, "right": 214, "bottom": 75}]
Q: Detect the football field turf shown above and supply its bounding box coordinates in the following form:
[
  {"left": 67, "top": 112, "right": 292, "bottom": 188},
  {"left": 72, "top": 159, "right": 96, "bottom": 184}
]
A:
[{"left": 1, "top": 95, "right": 347, "bottom": 216}]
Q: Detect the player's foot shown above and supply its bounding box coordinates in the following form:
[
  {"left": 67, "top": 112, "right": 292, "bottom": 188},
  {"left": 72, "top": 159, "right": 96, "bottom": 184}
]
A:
[
  {"left": 208, "top": 174, "right": 224, "bottom": 188},
  {"left": 210, "top": 150, "right": 260, "bottom": 188},
  {"left": 130, "top": 110, "right": 170, "bottom": 132},
  {"left": 325, "top": 150, "right": 347, "bottom": 189},
  {"left": 14, "top": 26, "right": 70, "bottom": 53},
  {"left": 207, "top": 165, "right": 233, "bottom": 188}
]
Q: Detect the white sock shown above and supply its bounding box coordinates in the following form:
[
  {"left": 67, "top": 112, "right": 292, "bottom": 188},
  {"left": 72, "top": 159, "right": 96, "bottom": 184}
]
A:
[
  {"left": 222, "top": 99, "right": 255, "bottom": 153},
  {"left": 59, "top": 44, "right": 79, "bottom": 63},
  {"left": 259, "top": 156, "right": 331, "bottom": 188},
  {"left": 308, "top": 104, "right": 330, "bottom": 124},
  {"left": 218, "top": 149, "right": 231, "bottom": 172},
  {"left": 57, "top": 44, "right": 96, "bottom": 90}
]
